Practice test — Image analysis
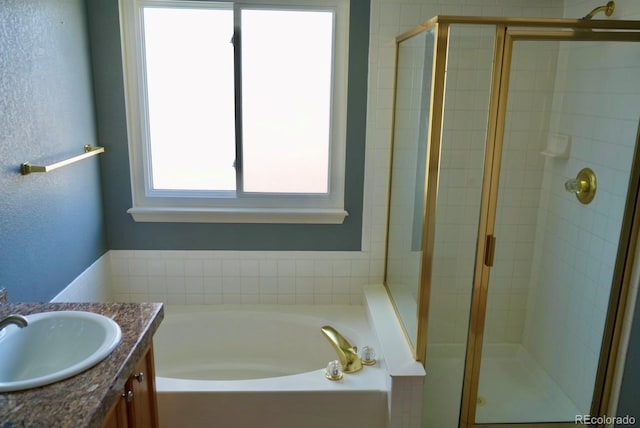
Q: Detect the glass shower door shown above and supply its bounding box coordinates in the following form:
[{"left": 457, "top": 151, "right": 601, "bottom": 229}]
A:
[
  {"left": 422, "top": 24, "right": 495, "bottom": 428},
  {"left": 475, "top": 33, "right": 640, "bottom": 424}
]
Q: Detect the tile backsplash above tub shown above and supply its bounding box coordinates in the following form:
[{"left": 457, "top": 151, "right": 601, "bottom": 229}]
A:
[
  {"left": 51, "top": 253, "right": 113, "bottom": 303},
  {"left": 110, "top": 250, "right": 384, "bottom": 305}
]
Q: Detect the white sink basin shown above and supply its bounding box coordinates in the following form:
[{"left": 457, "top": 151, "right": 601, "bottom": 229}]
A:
[{"left": 0, "top": 311, "right": 122, "bottom": 392}]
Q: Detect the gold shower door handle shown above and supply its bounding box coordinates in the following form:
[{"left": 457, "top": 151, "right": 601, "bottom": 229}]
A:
[{"left": 484, "top": 235, "right": 496, "bottom": 267}]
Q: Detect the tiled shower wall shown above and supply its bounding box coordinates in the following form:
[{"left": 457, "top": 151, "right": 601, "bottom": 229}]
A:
[
  {"left": 426, "top": 17, "right": 560, "bottom": 344},
  {"left": 483, "top": 42, "right": 559, "bottom": 344},
  {"left": 428, "top": 27, "right": 495, "bottom": 344},
  {"left": 522, "top": 0, "right": 640, "bottom": 413}
]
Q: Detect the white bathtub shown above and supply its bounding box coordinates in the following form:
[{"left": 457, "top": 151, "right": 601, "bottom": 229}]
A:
[{"left": 153, "top": 305, "right": 388, "bottom": 428}]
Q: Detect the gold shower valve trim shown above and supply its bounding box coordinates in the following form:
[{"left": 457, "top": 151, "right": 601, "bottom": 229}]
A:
[{"left": 565, "top": 168, "right": 597, "bottom": 204}]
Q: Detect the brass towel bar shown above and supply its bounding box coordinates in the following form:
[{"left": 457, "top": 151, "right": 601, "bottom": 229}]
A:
[{"left": 20, "top": 145, "right": 104, "bottom": 176}]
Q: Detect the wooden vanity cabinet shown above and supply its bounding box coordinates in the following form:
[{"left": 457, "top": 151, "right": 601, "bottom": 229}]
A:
[
  {"left": 102, "top": 395, "right": 128, "bottom": 428},
  {"left": 102, "top": 345, "right": 159, "bottom": 428}
]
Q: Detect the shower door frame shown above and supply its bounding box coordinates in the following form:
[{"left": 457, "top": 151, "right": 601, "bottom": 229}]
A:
[
  {"left": 460, "top": 26, "right": 640, "bottom": 428},
  {"left": 387, "top": 14, "right": 640, "bottom": 428}
]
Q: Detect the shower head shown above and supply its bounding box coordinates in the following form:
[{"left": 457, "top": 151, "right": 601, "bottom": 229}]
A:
[{"left": 581, "top": 1, "right": 615, "bottom": 20}]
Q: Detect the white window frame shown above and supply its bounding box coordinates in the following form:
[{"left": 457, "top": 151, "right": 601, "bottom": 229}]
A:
[{"left": 119, "top": 0, "right": 349, "bottom": 223}]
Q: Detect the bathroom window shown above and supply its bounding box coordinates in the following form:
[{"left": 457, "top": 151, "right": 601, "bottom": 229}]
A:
[{"left": 119, "top": 0, "right": 349, "bottom": 223}]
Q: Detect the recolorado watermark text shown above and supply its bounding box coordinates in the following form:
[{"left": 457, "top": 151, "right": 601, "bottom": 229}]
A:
[{"left": 575, "top": 414, "right": 636, "bottom": 425}]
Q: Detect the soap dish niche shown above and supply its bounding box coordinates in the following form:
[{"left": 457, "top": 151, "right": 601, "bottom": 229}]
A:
[{"left": 541, "top": 133, "right": 571, "bottom": 159}]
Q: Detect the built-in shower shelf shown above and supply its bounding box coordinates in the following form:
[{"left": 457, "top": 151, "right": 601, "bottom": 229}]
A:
[{"left": 540, "top": 133, "right": 571, "bottom": 159}]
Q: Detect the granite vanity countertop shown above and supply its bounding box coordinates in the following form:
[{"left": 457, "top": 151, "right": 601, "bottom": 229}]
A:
[{"left": 0, "top": 302, "right": 164, "bottom": 428}]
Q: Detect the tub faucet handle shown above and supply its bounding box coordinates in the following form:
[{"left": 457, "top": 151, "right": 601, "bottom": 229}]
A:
[
  {"left": 360, "top": 346, "right": 377, "bottom": 365},
  {"left": 325, "top": 360, "right": 344, "bottom": 381}
]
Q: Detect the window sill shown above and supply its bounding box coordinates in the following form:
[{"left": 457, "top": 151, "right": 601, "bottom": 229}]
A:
[{"left": 127, "top": 207, "right": 349, "bottom": 224}]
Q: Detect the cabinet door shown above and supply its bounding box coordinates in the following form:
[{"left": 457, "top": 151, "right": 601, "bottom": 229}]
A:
[
  {"left": 127, "top": 345, "right": 159, "bottom": 428},
  {"left": 101, "top": 395, "right": 129, "bottom": 428}
]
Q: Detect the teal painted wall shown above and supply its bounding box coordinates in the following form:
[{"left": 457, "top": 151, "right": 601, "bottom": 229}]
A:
[
  {"left": 0, "top": 0, "right": 106, "bottom": 302},
  {"left": 85, "top": 0, "right": 370, "bottom": 251}
]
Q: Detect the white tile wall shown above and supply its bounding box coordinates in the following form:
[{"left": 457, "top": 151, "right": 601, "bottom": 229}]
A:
[
  {"left": 110, "top": 250, "right": 381, "bottom": 305},
  {"left": 428, "top": 26, "right": 496, "bottom": 345},
  {"left": 388, "top": 376, "right": 425, "bottom": 428},
  {"left": 416, "top": 18, "right": 559, "bottom": 347},
  {"left": 51, "top": 253, "right": 112, "bottom": 303},
  {"left": 483, "top": 41, "right": 559, "bottom": 344},
  {"left": 364, "top": 285, "right": 426, "bottom": 428}
]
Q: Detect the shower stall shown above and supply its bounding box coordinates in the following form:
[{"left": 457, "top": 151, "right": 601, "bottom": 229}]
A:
[{"left": 384, "top": 9, "right": 640, "bottom": 428}]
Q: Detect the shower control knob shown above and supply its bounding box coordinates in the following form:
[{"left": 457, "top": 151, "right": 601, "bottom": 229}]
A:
[{"left": 134, "top": 372, "right": 144, "bottom": 383}]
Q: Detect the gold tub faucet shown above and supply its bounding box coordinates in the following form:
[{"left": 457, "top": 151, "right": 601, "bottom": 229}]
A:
[{"left": 321, "top": 325, "right": 363, "bottom": 373}]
